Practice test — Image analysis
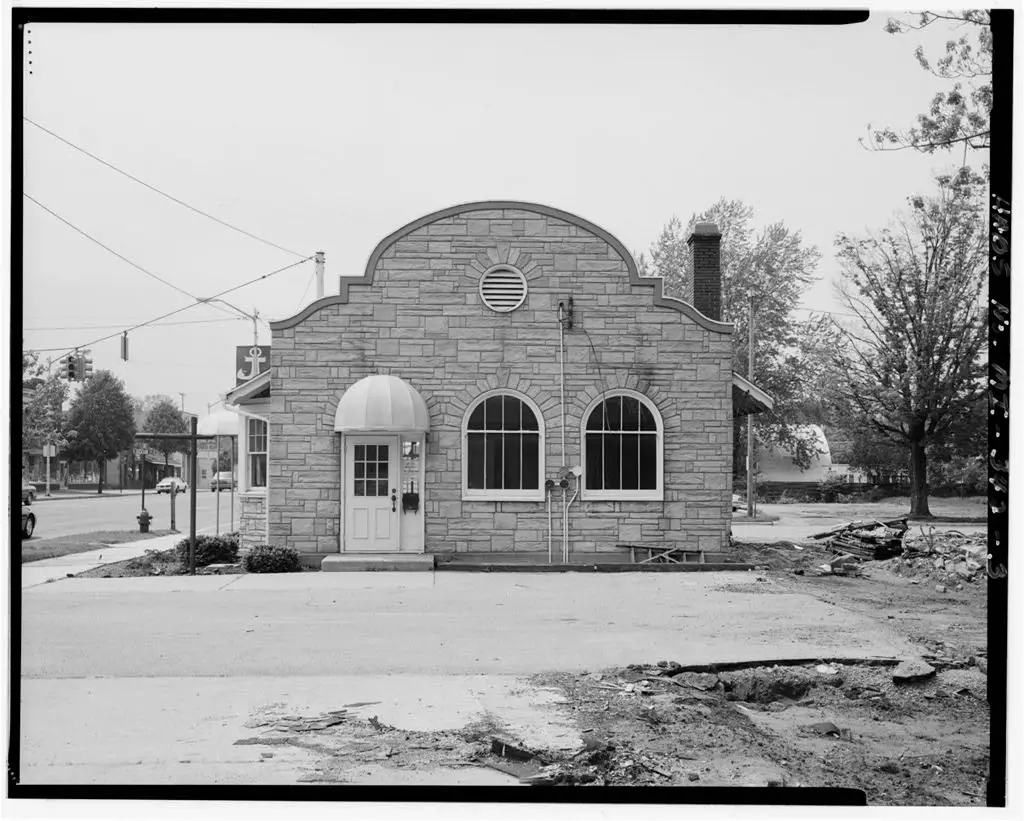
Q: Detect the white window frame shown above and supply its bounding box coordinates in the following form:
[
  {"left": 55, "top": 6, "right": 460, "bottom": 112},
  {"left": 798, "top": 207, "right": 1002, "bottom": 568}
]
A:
[
  {"left": 581, "top": 389, "right": 664, "bottom": 502},
  {"left": 461, "top": 389, "right": 545, "bottom": 502},
  {"left": 245, "top": 416, "right": 268, "bottom": 493}
]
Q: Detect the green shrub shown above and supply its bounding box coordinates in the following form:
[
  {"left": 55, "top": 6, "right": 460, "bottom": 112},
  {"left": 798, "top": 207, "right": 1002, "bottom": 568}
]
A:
[
  {"left": 174, "top": 534, "right": 240, "bottom": 567},
  {"left": 817, "top": 474, "right": 848, "bottom": 503},
  {"left": 242, "top": 544, "right": 301, "bottom": 574}
]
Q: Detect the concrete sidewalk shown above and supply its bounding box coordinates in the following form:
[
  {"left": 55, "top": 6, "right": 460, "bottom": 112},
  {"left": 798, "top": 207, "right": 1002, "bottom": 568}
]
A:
[
  {"left": 19, "top": 570, "right": 922, "bottom": 785},
  {"left": 20, "top": 528, "right": 215, "bottom": 589}
]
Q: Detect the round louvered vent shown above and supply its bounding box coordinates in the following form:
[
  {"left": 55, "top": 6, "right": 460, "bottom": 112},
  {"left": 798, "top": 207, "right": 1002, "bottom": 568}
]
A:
[{"left": 479, "top": 266, "right": 528, "bottom": 313}]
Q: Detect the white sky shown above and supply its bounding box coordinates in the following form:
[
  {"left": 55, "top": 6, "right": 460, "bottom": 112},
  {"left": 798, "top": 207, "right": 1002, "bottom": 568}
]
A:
[{"left": 19, "top": 12, "right": 986, "bottom": 416}]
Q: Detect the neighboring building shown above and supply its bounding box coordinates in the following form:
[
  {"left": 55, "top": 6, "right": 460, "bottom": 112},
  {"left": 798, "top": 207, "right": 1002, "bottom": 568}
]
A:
[
  {"left": 226, "top": 201, "right": 771, "bottom": 566},
  {"left": 756, "top": 425, "right": 870, "bottom": 485}
]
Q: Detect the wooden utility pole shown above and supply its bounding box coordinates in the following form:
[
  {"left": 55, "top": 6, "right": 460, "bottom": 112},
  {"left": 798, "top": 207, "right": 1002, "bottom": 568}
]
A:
[{"left": 747, "top": 291, "right": 756, "bottom": 519}]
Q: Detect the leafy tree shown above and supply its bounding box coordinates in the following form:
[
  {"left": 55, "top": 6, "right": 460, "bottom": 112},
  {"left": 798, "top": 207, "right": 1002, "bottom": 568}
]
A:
[
  {"left": 62, "top": 370, "right": 137, "bottom": 493},
  {"left": 143, "top": 398, "right": 191, "bottom": 472},
  {"left": 641, "top": 199, "right": 823, "bottom": 472},
  {"left": 827, "top": 172, "right": 986, "bottom": 516},
  {"left": 866, "top": 11, "right": 991, "bottom": 156},
  {"left": 22, "top": 349, "right": 72, "bottom": 477}
]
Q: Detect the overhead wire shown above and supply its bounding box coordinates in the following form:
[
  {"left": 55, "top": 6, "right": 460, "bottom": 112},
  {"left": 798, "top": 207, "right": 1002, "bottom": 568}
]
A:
[
  {"left": 24, "top": 193, "right": 241, "bottom": 322},
  {"left": 32, "top": 255, "right": 314, "bottom": 356},
  {"left": 295, "top": 268, "right": 316, "bottom": 312},
  {"left": 24, "top": 116, "right": 306, "bottom": 258},
  {"left": 24, "top": 317, "right": 247, "bottom": 331},
  {"left": 25, "top": 193, "right": 273, "bottom": 329}
]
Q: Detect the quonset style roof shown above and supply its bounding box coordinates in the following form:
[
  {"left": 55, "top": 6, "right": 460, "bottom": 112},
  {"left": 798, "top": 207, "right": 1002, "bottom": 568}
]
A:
[{"left": 270, "top": 201, "right": 734, "bottom": 334}]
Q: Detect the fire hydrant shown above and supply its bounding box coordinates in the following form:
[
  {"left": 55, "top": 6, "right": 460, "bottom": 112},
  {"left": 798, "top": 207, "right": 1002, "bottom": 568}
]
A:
[{"left": 137, "top": 508, "right": 153, "bottom": 533}]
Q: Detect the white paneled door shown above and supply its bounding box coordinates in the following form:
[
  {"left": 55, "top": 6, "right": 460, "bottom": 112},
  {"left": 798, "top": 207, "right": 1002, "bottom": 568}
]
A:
[{"left": 344, "top": 438, "right": 399, "bottom": 552}]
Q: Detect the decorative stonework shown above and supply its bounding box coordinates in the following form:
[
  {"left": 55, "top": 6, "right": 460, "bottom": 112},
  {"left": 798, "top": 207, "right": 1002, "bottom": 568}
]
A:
[{"left": 239, "top": 492, "right": 267, "bottom": 552}]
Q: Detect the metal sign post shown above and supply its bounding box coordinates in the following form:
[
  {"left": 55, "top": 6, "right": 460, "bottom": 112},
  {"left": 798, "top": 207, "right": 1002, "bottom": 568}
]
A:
[
  {"left": 215, "top": 434, "right": 221, "bottom": 536},
  {"left": 170, "top": 483, "right": 177, "bottom": 532},
  {"left": 230, "top": 435, "right": 235, "bottom": 532},
  {"left": 43, "top": 443, "right": 55, "bottom": 497}
]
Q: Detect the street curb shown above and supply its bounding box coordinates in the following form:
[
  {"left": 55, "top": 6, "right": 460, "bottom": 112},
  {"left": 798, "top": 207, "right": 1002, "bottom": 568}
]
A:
[{"left": 436, "top": 563, "right": 759, "bottom": 573}]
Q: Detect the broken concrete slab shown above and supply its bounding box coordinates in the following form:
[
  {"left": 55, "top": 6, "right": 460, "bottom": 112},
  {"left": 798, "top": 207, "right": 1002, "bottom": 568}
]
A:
[{"left": 892, "top": 658, "right": 937, "bottom": 683}]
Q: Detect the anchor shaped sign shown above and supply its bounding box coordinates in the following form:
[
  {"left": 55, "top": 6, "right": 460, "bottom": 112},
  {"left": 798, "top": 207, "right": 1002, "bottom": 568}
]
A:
[{"left": 235, "top": 345, "right": 270, "bottom": 385}]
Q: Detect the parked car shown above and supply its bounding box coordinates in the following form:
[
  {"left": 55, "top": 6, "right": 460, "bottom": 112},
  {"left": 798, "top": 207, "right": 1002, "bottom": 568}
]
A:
[
  {"left": 209, "top": 472, "right": 237, "bottom": 492},
  {"left": 155, "top": 477, "right": 188, "bottom": 495},
  {"left": 22, "top": 479, "right": 36, "bottom": 504},
  {"left": 21, "top": 503, "right": 36, "bottom": 538}
]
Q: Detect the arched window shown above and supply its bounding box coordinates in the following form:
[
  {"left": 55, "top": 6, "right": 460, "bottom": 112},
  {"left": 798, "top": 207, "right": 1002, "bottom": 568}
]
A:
[
  {"left": 463, "top": 392, "right": 544, "bottom": 500},
  {"left": 583, "top": 391, "right": 663, "bottom": 500}
]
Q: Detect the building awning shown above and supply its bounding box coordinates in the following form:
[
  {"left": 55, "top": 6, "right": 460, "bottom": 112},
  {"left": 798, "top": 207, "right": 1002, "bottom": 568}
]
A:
[
  {"left": 732, "top": 373, "right": 774, "bottom": 417},
  {"left": 198, "top": 409, "right": 241, "bottom": 436},
  {"left": 334, "top": 374, "right": 431, "bottom": 434},
  {"left": 226, "top": 369, "right": 270, "bottom": 406}
]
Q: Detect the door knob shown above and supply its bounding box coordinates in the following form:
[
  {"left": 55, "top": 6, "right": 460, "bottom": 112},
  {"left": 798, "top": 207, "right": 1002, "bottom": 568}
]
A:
[{"left": 391, "top": 489, "right": 397, "bottom": 512}]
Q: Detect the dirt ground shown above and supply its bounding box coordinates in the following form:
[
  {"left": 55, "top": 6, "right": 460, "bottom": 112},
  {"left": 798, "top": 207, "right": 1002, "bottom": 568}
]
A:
[
  {"left": 219, "top": 537, "right": 988, "bottom": 805},
  {"left": 65, "top": 502, "right": 990, "bottom": 804},
  {"left": 74, "top": 547, "right": 245, "bottom": 578}
]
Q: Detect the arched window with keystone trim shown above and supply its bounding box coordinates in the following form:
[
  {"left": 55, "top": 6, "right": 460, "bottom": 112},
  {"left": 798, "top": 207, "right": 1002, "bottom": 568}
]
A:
[
  {"left": 582, "top": 391, "right": 664, "bottom": 501},
  {"left": 462, "top": 391, "right": 545, "bottom": 501}
]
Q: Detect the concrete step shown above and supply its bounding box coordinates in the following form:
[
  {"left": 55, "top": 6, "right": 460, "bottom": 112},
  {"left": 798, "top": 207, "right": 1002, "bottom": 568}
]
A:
[{"left": 321, "top": 554, "right": 436, "bottom": 572}]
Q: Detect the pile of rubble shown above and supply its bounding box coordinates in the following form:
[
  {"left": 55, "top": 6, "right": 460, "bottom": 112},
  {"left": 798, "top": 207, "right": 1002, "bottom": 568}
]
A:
[
  {"left": 877, "top": 528, "right": 987, "bottom": 590},
  {"left": 810, "top": 518, "right": 909, "bottom": 560}
]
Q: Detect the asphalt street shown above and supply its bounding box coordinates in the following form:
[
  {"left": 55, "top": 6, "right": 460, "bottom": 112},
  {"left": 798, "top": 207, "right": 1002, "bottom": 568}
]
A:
[{"left": 26, "top": 489, "right": 240, "bottom": 540}]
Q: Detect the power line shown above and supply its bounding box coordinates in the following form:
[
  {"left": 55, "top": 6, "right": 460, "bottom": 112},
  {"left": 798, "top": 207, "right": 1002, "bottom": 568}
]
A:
[
  {"left": 24, "top": 116, "right": 306, "bottom": 258},
  {"left": 24, "top": 193, "right": 239, "bottom": 322},
  {"left": 30, "top": 255, "right": 313, "bottom": 356},
  {"left": 24, "top": 317, "right": 247, "bottom": 331},
  {"left": 295, "top": 268, "right": 316, "bottom": 312}
]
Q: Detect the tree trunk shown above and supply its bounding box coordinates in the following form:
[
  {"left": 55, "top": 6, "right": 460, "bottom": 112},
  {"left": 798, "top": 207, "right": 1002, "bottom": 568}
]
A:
[
  {"left": 909, "top": 438, "right": 931, "bottom": 517},
  {"left": 97, "top": 460, "right": 104, "bottom": 494}
]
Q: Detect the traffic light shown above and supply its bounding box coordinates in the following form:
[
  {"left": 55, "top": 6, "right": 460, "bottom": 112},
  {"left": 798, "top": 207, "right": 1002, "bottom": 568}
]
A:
[
  {"left": 121, "top": 332, "right": 129, "bottom": 361},
  {"left": 81, "top": 352, "right": 94, "bottom": 380},
  {"left": 65, "top": 355, "right": 77, "bottom": 381}
]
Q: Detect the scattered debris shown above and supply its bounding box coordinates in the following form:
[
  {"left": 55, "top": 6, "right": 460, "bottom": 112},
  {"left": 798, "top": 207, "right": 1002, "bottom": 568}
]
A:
[
  {"left": 806, "top": 721, "right": 842, "bottom": 737},
  {"left": 892, "top": 659, "right": 937, "bottom": 684},
  {"left": 811, "top": 518, "right": 908, "bottom": 560},
  {"left": 491, "top": 738, "right": 540, "bottom": 762}
]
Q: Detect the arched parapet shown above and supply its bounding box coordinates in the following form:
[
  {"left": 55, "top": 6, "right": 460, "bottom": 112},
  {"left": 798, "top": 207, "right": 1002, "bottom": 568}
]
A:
[{"left": 270, "top": 201, "right": 733, "bottom": 334}]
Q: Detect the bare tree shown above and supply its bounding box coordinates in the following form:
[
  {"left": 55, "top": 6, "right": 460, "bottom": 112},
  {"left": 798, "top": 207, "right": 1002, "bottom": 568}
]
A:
[{"left": 829, "top": 172, "right": 987, "bottom": 516}]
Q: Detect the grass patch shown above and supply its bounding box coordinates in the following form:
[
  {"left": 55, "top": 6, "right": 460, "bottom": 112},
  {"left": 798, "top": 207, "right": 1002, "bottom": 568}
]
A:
[{"left": 22, "top": 530, "right": 173, "bottom": 564}]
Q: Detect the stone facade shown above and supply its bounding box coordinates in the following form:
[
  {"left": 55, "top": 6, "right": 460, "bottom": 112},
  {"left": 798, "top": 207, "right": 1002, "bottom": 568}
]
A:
[
  {"left": 267, "top": 202, "right": 734, "bottom": 561},
  {"left": 238, "top": 491, "right": 267, "bottom": 551}
]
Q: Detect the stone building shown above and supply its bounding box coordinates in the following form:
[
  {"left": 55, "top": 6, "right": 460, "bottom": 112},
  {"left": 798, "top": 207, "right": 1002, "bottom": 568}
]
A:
[{"left": 225, "top": 201, "right": 772, "bottom": 567}]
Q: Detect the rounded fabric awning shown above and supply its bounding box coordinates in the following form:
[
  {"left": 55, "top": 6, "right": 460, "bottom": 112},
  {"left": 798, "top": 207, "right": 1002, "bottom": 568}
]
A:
[
  {"left": 197, "top": 409, "right": 240, "bottom": 436},
  {"left": 334, "top": 374, "right": 430, "bottom": 433}
]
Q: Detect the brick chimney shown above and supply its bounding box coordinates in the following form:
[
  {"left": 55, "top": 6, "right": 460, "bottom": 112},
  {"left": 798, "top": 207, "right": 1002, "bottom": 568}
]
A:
[{"left": 686, "top": 222, "right": 722, "bottom": 321}]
